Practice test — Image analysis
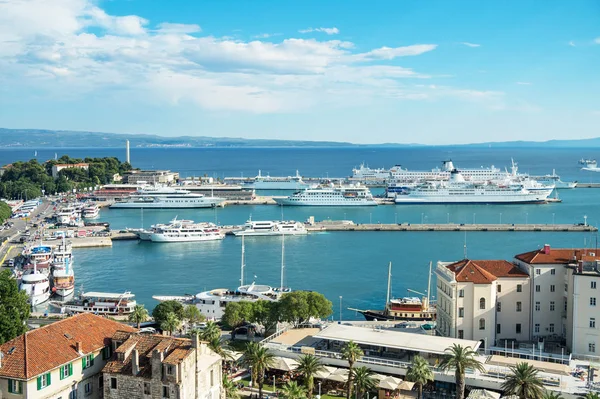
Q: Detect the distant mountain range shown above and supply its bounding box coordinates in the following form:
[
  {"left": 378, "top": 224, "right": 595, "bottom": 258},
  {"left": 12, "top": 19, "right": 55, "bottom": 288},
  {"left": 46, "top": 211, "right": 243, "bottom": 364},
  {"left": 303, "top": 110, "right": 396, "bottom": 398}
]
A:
[{"left": 0, "top": 128, "right": 599, "bottom": 148}]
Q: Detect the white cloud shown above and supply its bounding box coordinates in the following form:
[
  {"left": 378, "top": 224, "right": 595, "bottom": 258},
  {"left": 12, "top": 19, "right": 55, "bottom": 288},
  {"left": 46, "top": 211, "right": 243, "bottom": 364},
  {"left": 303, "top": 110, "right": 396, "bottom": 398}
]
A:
[
  {"left": 516, "top": 82, "right": 531, "bottom": 85},
  {"left": 299, "top": 27, "right": 340, "bottom": 35},
  {"left": 568, "top": 41, "right": 576, "bottom": 47},
  {"left": 156, "top": 22, "right": 201, "bottom": 34},
  {"left": 355, "top": 44, "right": 437, "bottom": 61},
  {"left": 595, "top": 37, "right": 600, "bottom": 44},
  {"left": 461, "top": 42, "right": 481, "bottom": 48}
]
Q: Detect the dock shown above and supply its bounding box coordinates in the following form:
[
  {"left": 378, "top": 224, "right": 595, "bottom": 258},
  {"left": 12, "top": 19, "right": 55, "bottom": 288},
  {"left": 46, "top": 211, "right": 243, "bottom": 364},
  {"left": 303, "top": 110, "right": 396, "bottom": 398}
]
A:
[
  {"left": 573, "top": 183, "right": 600, "bottom": 188},
  {"left": 305, "top": 222, "right": 597, "bottom": 232}
]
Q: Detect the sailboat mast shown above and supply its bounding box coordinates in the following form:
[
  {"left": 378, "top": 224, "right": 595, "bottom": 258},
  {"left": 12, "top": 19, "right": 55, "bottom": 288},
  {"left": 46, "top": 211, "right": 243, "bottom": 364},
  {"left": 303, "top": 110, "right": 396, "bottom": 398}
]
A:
[
  {"left": 280, "top": 233, "right": 285, "bottom": 291},
  {"left": 386, "top": 262, "right": 392, "bottom": 305},
  {"left": 426, "top": 261, "right": 432, "bottom": 308},
  {"left": 240, "top": 235, "right": 245, "bottom": 286}
]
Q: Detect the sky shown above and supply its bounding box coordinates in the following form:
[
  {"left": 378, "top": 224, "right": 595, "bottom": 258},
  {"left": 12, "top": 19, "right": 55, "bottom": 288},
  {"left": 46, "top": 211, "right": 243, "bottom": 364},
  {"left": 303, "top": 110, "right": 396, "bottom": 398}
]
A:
[{"left": 0, "top": 0, "right": 599, "bottom": 145}]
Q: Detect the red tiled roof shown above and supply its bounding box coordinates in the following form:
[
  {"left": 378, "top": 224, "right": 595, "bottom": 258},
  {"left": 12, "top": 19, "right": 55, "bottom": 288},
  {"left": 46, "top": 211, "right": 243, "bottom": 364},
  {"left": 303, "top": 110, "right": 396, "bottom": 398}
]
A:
[
  {"left": 445, "top": 259, "right": 528, "bottom": 283},
  {"left": 471, "top": 260, "right": 529, "bottom": 278},
  {"left": 515, "top": 248, "right": 600, "bottom": 264},
  {"left": 0, "top": 313, "right": 136, "bottom": 380}
]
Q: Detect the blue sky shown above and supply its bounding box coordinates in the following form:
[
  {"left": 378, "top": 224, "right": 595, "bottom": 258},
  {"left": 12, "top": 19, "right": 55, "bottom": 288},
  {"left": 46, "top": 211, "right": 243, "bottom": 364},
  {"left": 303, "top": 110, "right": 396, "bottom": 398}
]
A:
[{"left": 0, "top": 0, "right": 598, "bottom": 144}]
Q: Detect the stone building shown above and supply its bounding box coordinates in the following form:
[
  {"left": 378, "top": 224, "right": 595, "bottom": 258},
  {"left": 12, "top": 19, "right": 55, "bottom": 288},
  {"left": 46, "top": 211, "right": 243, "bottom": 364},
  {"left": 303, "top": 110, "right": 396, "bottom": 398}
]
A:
[
  {"left": 0, "top": 313, "right": 135, "bottom": 399},
  {"left": 102, "top": 332, "right": 222, "bottom": 399}
]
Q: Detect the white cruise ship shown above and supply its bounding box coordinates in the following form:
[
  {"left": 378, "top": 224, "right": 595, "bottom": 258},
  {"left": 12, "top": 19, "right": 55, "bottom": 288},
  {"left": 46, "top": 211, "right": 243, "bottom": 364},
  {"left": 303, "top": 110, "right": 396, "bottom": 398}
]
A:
[
  {"left": 232, "top": 220, "right": 307, "bottom": 236},
  {"left": 20, "top": 264, "right": 51, "bottom": 306},
  {"left": 82, "top": 203, "right": 100, "bottom": 218},
  {"left": 110, "top": 186, "right": 224, "bottom": 209},
  {"left": 531, "top": 172, "right": 576, "bottom": 189},
  {"left": 243, "top": 170, "right": 309, "bottom": 190},
  {"left": 149, "top": 219, "right": 225, "bottom": 243},
  {"left": 274, "top": 184, "right": 377, "bottom": 206},
  {"left": 351, "top": 164, "right": 391, "bottom": 180},
  {"left": 389, "top": 160, "right": 513, "bottom": 183},
  {"left": 394, "top": 170, "right": 552, "bottom": 204}
]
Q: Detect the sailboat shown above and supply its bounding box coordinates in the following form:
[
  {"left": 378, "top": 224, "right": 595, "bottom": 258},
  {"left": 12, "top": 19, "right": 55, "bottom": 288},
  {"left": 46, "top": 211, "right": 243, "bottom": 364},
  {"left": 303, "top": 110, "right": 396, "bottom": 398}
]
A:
[{"left": 349, "top": 262, "right": 436, "bottom": 322}]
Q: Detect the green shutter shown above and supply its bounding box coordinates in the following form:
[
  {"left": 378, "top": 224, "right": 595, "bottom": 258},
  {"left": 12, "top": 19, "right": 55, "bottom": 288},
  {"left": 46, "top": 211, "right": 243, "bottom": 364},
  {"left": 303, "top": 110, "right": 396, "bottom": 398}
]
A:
[
  {"left": 69, "top": 363, "right": 73, "bottom": 376},
  {"left": 60, "top": 367, "right": 65, "bottom": 380},
  {"left": 90, "top": 354, "right": 95, "bottom": 366},
  {"left": 37, "top": 376, "right": 42, "bottom": 390},
  {"left": 47, "top": 372, "right": 51, "bottom": 386},
  {"left": 83, "top": 357, "right": 87, "bottom": 369}
]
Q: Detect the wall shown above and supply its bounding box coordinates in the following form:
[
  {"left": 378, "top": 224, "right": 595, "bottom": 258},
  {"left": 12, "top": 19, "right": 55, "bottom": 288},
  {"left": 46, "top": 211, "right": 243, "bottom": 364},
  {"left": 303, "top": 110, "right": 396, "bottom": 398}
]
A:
[
  {"left": 495, "top": 277, "right": 531, "bottom": 342},
  {"left": 570, "top": 273, "right": 600, "bottom": 357}
]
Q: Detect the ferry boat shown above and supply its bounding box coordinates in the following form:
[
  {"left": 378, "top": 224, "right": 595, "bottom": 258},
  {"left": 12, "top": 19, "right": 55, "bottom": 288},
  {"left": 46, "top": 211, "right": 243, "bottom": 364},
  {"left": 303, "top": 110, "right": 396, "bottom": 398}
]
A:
[
  {"left": 274, "top": 184, "right": 377, "bottom": 206},
  {"left": 20, "top": 264, "right": 51, "bottom": 306},
  {"left": 82, "top": 203, "right": 100, "bottom": 218},
  {"left": 50, "top": 291, "right": 137, "bottom": 315},
  {"left": 351, "top": 164, "right": 391, "bottom": 181},
  {"left": 394, "top": 170, "right": 552, "bottom": 204},
  {"left": 23, "top": 245, "right": 53, "bottom": 268},
  {"left": 579, "top": 158, "right": 597, "bottom": 166},
  {"left": 110, "top": 186, "right": 223, "bottom": 209},
  {"left": 581, "top": 161, "right": 600, "bottom": 172},
  {"left": 232, "top": 220, "right": 307, "bottom": 236},
  {"left": 243, "top": 170, "right": 309, "bottom": 190},
  {"left": 350, "top": 262, "right": 436, "bottom": 322},
  {"left": 52, "top": 238, "right": 73, "bottom": 269},
  {"left": 55, "top": 205, "right": 80, "bottom": 225},
  {"left": 530, "top": 170, "right": 577, "bottom": 189},
  {"left": 389, "top": 160, "right": 511, "bottom": 183},
  {"left": 149, "top": 220, "right": 224, "bottom": 243},
  {"left": 52, "top": 266, "right": 75, "bottom": 297}
]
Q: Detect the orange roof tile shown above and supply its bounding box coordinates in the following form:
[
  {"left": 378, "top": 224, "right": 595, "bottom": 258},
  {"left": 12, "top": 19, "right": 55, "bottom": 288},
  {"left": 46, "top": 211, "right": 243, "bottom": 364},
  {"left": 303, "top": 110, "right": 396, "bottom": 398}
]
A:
[
  {"left": 446, "top": 259, "right": 498, "bottom": 284},
  {"left": 470, "top": 260, "right": 529, "bottom": 278},
  {"left": 515, "top": 248, "right": 600, "bottom": 264},
  {"left": 0, "top": 313, "right": 136, "bottom": 380}
]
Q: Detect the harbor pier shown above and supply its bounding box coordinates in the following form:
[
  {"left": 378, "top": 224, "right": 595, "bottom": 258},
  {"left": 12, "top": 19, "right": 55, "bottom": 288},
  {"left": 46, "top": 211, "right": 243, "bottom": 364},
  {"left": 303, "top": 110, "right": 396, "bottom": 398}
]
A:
[{"left": 305, "top": 222, "right": 597, "bottom": 232}]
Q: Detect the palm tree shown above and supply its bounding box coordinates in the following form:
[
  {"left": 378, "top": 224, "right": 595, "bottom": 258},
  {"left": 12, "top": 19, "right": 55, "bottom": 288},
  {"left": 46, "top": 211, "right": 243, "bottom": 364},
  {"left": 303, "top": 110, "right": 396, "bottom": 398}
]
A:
[
  {"left": 352, "top": 366, "right": 377, "bottom": 399},
  {"left": 160, "top": 312, "right": 181, "bottom": 336},
  {"left": 295, "top": 354, "right": 325, "bottom": 399},
  {"left": 208, "top": 336, "right": 232, "bottom": 360},
  {"left": 128, "top": 304, "right": 148, "bottom": 328},
  {"left": 580, "top": 393, "right": 600, "bottom": 399},
  {"left": 501, "top": 362, "right": 544, "bottom": 399},
  {"left": 242, "top": 342, "right": 275, "bottom": 399},
  {"left": 201, "top": 321, "right": 222, "bottom": 342},
  {"left": 222, "top": 375, "right": 240, "bottom": 399},
  {"left": 280, "top": 381, "right": 307, "bottom": 399},
  {"left": 439, "top": 344, "right": 485, "bottom": 399},
  {"left": 406, "top": 355, "right": 434, "bottom": 399},
  {"left": 542, "top": 391, "right": 563, "bottom": 399},
  {"left": 340, "top": 340, "right": 364, "bottom": 399}
]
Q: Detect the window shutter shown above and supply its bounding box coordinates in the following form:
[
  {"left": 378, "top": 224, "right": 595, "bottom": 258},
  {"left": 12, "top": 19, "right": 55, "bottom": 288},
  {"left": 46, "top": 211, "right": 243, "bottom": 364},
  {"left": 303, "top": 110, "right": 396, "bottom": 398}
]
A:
[
  {"left": 83, "top": 357, "right": 87, "bottom": 369},
  {"left": 47, "top": 372, "right": 51, "bottom": 385},
  {"left": 37, "top": 376, "right": 42, "bottom": 390},
  {"left": 60, "top": 367, "right": 64, "bottom": 380},
  {"left": 90, "top": 354, "right": 95, "bottom": 366},
  {"left": 69, "top": 363, "right": 73, "bottom": 376}
]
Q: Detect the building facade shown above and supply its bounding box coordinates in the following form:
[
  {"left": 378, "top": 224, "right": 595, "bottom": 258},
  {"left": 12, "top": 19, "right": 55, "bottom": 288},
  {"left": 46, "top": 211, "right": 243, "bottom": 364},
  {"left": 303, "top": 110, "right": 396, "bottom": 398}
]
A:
[
  {"left": 102, "top": 332, "right": 222, "bottom": 399},
  {"left": 436, "top": 259, "right": 530, "bottom": 349},
  {"left": 0, "top": 313, "right": 135, "bottom": 399},
  {"left": 52, "top": 163, "right": 90, "bottom": 178},
  {"left": 124, "top": 170, "right": 179, "bottom": 185}
]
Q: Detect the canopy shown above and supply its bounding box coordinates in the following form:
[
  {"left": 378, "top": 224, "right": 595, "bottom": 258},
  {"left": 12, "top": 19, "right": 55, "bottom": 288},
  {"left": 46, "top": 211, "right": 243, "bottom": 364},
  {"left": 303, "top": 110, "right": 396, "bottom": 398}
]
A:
[
  {"left": 315, "top": 366, "right": 338, "bottom": 379},
  {"left": 378, "top": 376, "right": 403, "bottom": 390},
  {"left": 270, "top": 357, "right": 299, "bottom": 372},
  {"left": 327, "top": 368, "right": 349, "bottom": 383},
  {"left": 397, "top": 381, "right": 415, "bottom": 391},
  {"left": 467, "top": 389, "right": 501, "bottom": 399}
]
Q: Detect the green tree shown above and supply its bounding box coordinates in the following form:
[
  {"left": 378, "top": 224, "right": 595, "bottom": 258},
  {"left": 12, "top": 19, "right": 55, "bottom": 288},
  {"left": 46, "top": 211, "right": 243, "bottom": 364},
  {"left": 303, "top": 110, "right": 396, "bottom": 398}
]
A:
[
  {"left": 341, "top": 341, "right": 364, "bottom": 399},
  {"left": 295, "top": 354, "right": 325, "bottom": 399},
  {"left": 280, "top": 381, "right": 307, "bottom": 399},
  {"left": 406, "top": 355, "right": 434, "bottom": 399},
  {"left": 542, "top": 391, "right": 563, "bottom": 399},
  {"left": 152, "top": 300, "right": 184, "bottom": 325},
  {"left": 128, "top": 304, "right": 148, "bottom": 328},
  {"left": 501, "top": 362, "right": 544, "bottom": 399},
  {"left": 0, "top": 270, "right": 30, "bottom": 343},
  {"left": 182, "top": 304, "right": 205, "bottom": 326},
  {"left": 200, "top": 321, "right": 221, "bottom": 342},
  {"left": 160, "top": 312, "right": 181, "bottom": 336},
  {"left": 0, "top": 202, "right": 12, "bottom": 223},
  {"left": 278, "top": 291, "right": 332, "bottom": 326},
  {"left": 242, "top": 341, "right": 275, "bottom": 399},
  {"left": 439, "top": 344, "right": 485, "bottom": 399},
  {"left": 580, "top": 393, "right": 600, "bottom": 399},
  {"left": 222, "top": 301, "right": 255, "bottom": 330},
  {"left": 222, "top": 375, "right": 240, "bottom": 399},
  {"left": 352, "top": 366, "right": 377, "bottom": 399},
  {"left": 251, "top": 300, "right": 280, "bottom": 336}
]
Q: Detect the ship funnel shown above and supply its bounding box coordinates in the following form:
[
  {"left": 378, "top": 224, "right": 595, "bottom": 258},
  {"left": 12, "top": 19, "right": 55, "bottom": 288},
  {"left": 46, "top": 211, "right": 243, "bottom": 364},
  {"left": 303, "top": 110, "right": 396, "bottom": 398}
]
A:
[
  {"left": 449, "top": 169, "right": 465, "bottom": 182},
  {"left": 442, "top": 160, "right": 455, "bottom": 171}
]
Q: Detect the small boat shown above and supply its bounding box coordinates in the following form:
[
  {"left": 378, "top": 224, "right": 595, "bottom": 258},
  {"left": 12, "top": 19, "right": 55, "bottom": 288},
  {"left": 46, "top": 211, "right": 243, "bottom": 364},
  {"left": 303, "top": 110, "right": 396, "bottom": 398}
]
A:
[
  {"left": 232, "top": 220, "right": 307, "bottom": 237},
  {"left": 82, "top": 203, "right": 100, "bottom": 219},
  {"left": 530, "top": 170, "right": 577, "bottom": 189},
  {"left": 149, "top": 219, "right": 224, "bottom": 242},
  {"left": 52, "top": 257, "right": 75, "bottom": 297},
  {"left": 23, "top": 245, "right": 53, "bottom": 268},
  {"left": 50, "top": 291, "right": 137, "bottom": 315},
  {"left": 243, "top": 170, "right": 310, "bottom": 190},
  {"left": 20, "top": 263, "right": 51, "bottom": 306}
]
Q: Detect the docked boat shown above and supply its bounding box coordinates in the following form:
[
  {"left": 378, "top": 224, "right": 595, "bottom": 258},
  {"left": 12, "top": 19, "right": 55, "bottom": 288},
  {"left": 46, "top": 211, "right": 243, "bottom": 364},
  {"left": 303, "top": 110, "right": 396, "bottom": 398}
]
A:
[
  {"left": 530, "top": 170, "right": 577, "bottom": 189},
  {"left": 389, "top": 160, "right": 512, "bottom": 183},
  {"left": 55, "top": 205, "right": 80, "bottom": 225},
  {"left": 52, "top": 238, "right": 73, "bottom": 269},
  {"left": 243, "top": 170, "right": 309, "bottom": 190},
  {"left": 52, "top": 266, "right": 75, "bottom": 297},
  {"left": 50, "top": 291, "right": 137, "bottom": 315},
  {"left": 149, "top": 219, "right": 224, "bottom": 242},
  {"left": 23, "top": 245, "right": 53, "bottom": 268},
  {"left": 232, "top": 220, "right": 307, "bottom": 236},
  {"left": 110, "top": 185, "right": 224, "bottom": 209},
  {"left": 20, "top": 263, "right": 51, "bottom": 306},
  {"left": 351, "top": 164, "right": 391, "bottom": 181},
  {"left": 350, "top": 262, "right": 436, "bottom": 322},
  {"left": 82, "top": 203, "right": 100, "bottom": 218},
  {"left": 394, "top": 170, "right": 552, "bottom": 204},
  {"left": 274, "top": 184, "right": 377, "bottom": 206}
]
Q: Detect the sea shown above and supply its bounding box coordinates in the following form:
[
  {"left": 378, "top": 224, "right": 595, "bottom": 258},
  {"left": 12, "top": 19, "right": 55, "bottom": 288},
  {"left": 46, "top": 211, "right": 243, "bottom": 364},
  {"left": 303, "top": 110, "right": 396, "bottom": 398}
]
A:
[{"left": 2, "top": 146, "right": 600, "bottom": 319}]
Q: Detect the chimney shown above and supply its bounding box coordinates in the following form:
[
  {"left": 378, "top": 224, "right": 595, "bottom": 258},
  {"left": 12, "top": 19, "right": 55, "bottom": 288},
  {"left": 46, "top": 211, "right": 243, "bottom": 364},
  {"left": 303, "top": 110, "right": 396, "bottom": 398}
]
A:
[
  {"left": 543, "top": 244, "right": 551, "bottom": 255},
  {"left": 151, "top": 349, "right": 164, "bottom": 380},
  {"left": 76, "top": 342, "right": 82, "bottom": 354},
  {"left": 132, "top": 349, "right": 140, "bottom": 376}
]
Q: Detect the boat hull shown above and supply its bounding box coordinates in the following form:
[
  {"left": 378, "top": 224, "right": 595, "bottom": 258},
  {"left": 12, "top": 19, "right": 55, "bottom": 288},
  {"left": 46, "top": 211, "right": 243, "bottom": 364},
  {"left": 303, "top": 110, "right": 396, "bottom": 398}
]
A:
[
  {"left": 232, "top": 230, "right": 308, "bottom": 236},
  {"left": 394, "top": 199, "right": 548, "bottom": 204},
  {"left": 149, "top": 234, "right": 225, "bottom": 242},
  {"left": 110, "top": 201, "right": 221, "bottom": 209},
  {"left": 54, "top": 286, "right": 75, "bottom": 297},
  {"left": 357, "top": 309, "right": 435, "bottom": 322},
  {"left": 246, "top": 182, "right": 310, "bottom": 190},
  {"left": 274, "top": 198, "right": 377, "bottom": 206}
]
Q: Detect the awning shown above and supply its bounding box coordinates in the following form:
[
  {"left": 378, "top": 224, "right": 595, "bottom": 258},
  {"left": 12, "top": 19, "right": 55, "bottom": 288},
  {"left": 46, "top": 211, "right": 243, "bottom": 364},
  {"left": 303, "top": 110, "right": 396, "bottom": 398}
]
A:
[
  {"left": 487, "top": 355, "right": 571, "bottom": 376},
  {"left": 315, "top": 366, "right": 339, "bottom": 379},
  {"left": 378, "top": 376, "right": 403, "bottom": 390},
  {"left": 270, "top": 357, "right": 299, "bottom": 371},
  {"left": 467, "top": 389, "right": 501, "bottom": 399},
  {"left": 397, "top": 381, "right": 415, "bottom": 391},
  {"left": 327, "top": 368, "right": 349, "bottom": 383}
]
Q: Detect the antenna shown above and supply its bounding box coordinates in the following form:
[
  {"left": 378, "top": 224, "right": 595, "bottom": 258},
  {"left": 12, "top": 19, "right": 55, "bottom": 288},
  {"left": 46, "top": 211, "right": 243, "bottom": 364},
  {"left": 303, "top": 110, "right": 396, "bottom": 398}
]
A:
[
  {"left": 386, "top": 262, "right": 392, "bottom": 305},
  {"left": 240, "top": 235, "right": 245, "bottom": 286},
  {"left": 280, "top": 233, "right": 285, "bottom": 291},
  {"left": 463, "top": 231, "right": 468, "bottom": 259}
]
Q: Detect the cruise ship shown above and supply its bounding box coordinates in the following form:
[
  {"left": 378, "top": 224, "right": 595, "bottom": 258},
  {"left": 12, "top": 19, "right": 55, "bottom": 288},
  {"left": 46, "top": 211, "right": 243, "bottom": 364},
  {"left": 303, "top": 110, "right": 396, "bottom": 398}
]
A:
[
  {"left": 232, "top": 220, "right": 308, "bottom": 236},
  {"left": 149, "top": 220, "right": 225, "bottom": 243},
  {"left": 82, "top": 203, "right": 100, "bottom": 218},
  {"left": 274, "top": 184, "right": 377, "bottom": 206},
  {"left": 394, "top": 170, "right": 552, "bottom": 204},
  {"left": 110, "top": 186, "right": 224, "bottom": 209},
  {"left": 389, "top": 160, "right": 512, "bottom": 182},
  {"left": 50, "top": 292, "right": 137, "bottom": 315},
  {"left": 529, "top": 170, "right": 576, "bottom": 189},
  {"left": 351, "top": 164, "right": 391, "bottom": 180},
  {"left": 243, "top": 170, "right": 309, "bottom": 190}
]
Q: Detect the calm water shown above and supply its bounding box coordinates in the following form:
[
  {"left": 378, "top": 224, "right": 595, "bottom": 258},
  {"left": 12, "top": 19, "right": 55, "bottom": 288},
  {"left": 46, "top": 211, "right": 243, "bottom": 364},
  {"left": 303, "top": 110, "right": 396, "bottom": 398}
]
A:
[{"left": 3, "top": 146, "right": 600, "bottom": 318}]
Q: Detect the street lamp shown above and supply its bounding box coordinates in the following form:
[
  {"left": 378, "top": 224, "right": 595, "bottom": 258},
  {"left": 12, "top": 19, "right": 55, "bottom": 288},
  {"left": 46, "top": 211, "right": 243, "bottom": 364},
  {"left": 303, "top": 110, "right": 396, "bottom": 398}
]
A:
[
  {"left": 339, "top": 296, "right": 343, "bottom": 322},
  {"left": 318, "top": 382, "right": 322, "bottom": 399},
  {"left": 273, "top": 375, "right": 276, "bottom": 393},
  {"left": 584, "top": 215, "right": 588, "bottom": 227}
]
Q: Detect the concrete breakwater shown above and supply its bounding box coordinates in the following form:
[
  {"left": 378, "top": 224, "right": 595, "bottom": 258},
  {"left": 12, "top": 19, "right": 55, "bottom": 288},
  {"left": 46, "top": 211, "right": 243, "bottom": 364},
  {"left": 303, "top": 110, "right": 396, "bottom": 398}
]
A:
[{"left": 304, "top": 222, "right": 597, "bottom": 232}]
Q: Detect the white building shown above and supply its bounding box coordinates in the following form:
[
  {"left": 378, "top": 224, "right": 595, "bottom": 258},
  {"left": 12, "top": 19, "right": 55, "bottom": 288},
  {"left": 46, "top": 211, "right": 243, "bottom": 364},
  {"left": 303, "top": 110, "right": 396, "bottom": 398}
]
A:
[
  {"left": 52, "top": 163, "right": 90, "bottom": 178},
  {"left": 436, "top": 259, "right": 531, "bottom": 349},
  {"left": 125, "top": 170, "right": 179, "bottom": 184}
]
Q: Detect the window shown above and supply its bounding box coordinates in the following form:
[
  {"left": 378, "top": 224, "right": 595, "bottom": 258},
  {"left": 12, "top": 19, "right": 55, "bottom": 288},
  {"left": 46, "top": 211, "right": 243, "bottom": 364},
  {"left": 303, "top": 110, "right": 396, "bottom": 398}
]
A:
[
  {"left": 517, "top": 284, "right": 522, "bottom": 293},
  {"left": 550, "top": 285, "right": 555, "bottom": 292},
  {"left": 458, "top": 330, "right": 464, "bottom": 339},
  {"left": 99, "top": 375, "right": 104, "bottom": 389},
  {"left": 111, "top": 378, "right": 117, "bottom": 389},
  {"left": 516, "top": 323, "right": 522, "bottom": 334},
  {"left": 516, "top": 302, "right": 522, "bottom": 312},
  {"left": 591, "top": 318, "right": 596, "bottom": 328},
  {"left": 479, "top": 318, "right": 486, "bottom": 330},
  {"left": 551, "top": 269, "right": 556, "bottom": 275},
  {"left": 591, "top": 297, "right": 597, "bottom": 306},
  {"left": 8, "top": 379, "right": 23, "bottom": 394},
  {"left": 144, "top": 383, "right": 151, "bottom": 395},
  {"left": 496, "top": 324, "right": 501, "bottom": 334},
  {"left": 102, "top": 346, "right": 112, "bottom": 360},
  {"left": 163, "top": 385, "right": 170, "bottom": 398},
  {"left": 60, "top": 363, "right": 73, "bottom": 380},
  {"left": 458, "top": 307, "right": 464, "bottom": 317},
  {"left": 565, "top": 284, "right": 568, "bottom": 292},
  {"left": 590, "top": 343, "right": 596, "bottom": 353},
  {"left": 82, "top": 354, "right": 95, "bottom": 369},
  {"left": 37, "top": 373, "right": 51, "bottom": 390},
  {"left": 536, "top": 285, "right": 540, "bottom": 292},
  {"left": 564, "top": 300, "right": 568, "bottom": 311},
  {"left": 497, "top": 284, "right": 502, "bottom": 293},
  {"left": 497, "top": 302, "right": 501, "bottom": 312},
  {"left": 535, "top": 324, "right": 540, "bottom": 333},
  {"left": 459, "top": 289, "right": 464, "bottom": 298},
  {"left": 211, "top": 369, "right": 214, "bottom": 387},
  {"left": 549, "top": 323, "right": 555, "bottom": 333},
  {"left": 166, "top": 365, "right": 174, "bottom": 375},
  {"left": 535, "top": 302, "right": 540, "bottom": 311},
  {"left": 536, "top": 269, "right": 541, "bottom": 275},
  {"left": 480, "top": 298, "right": 486, "bottom": 309},
  {"left": 592, "top": 281, "right": 597, "bottom": 289},
  {"left": 69, "top": 390, "right": 77, "bottom": 399},
  {"left": 550, "top": 301, "right": 555, "bottom": 311},
  {"left": 85, "top": 382, "right": 93, "bottom": 396}
]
